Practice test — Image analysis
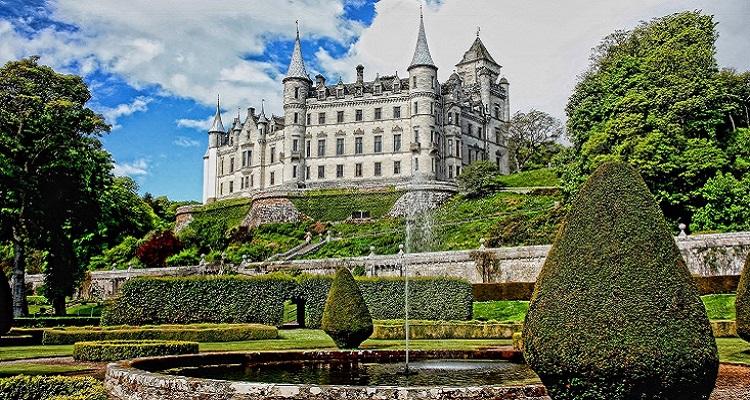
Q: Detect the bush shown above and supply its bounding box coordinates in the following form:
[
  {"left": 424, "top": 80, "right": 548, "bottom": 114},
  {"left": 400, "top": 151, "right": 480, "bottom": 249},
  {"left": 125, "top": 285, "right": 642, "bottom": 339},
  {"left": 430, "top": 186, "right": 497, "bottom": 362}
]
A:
[
  {"left": 165, "top": 246, "right": 201, "bottom": 267},
  {"left": 12, "top": 317, "right": 100, "bottom": 328},
  {"left": 72, "top": 340, "right": 198, "bottom": 361},
  {"left": 0, "top": 375, "right": 107, "bottom": 400},
  {"left": 456, "top": 160, "right": 502, "bottom": 197},
  {"left": 136, "top": 230, "right": 183, "bottom": 268},
  {"left": 358, "top": 277, "right": 473, "bottom": 321},
  {"left": 737, "top": 254, "right": 750, "bottom": 342},
  {"left": 523, "top": 161, "right": 718, "bottom": 399},
  {"left": 101, "top": 275, "right": 296, "bottom": 326},
  {"left": 42, "top": 323, "right": 276, "bottom": 345},
  {"left": 371, "top": 320, "right": 522, "bottom": 339},
  {"left": 322, "top": 268, "right": 373, "bottom": 349}
]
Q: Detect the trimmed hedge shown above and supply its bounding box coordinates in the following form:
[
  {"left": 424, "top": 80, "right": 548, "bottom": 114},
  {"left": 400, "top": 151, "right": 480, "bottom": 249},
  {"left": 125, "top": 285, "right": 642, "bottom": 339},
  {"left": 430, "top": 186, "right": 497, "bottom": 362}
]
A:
[
  {"left": 101, "top": 275, "right": 296, "bottom": 326},
  {"left": 358, "top": 277, "right": 473, "bottom": 321},
  {"left": 12, "top": 317, "right": 101, "bottom": 328},
  {"left": 322, "top": 268, "right": 373, "bottom": 349},
  {"left": 72, "top": 340, "right": 198, "bottom": 361},
  {"left": 738, "top": 254, "right": 750, "bottom": 342},
  {"left": 42, "top": 323, "right": 275, "bottom": 345},
  {"left": 472, "top": 283, "right": 536, "bottom": 301},
  {"left": 0, "top": 375, "right": 107, "bottom": 400},
  {"left": 293, "top": 274, "right": 333, "bottom": 329},
  {"left": 523, "top": 161, "right": 718, "bottom": 399},
  {"left": 371, "top": 320, "right": 522, "bottom": 339}
]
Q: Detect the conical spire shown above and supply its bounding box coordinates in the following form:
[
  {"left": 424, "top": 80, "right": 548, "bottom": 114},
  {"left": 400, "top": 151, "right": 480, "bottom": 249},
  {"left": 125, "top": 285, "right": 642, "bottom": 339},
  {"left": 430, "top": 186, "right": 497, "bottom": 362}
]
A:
[
  {"left": 257, "top": 99, "right": 269, "bottom": 124},
  {"left": 285, "top": 21, "right": 311, "bottom": 81},
  {"left": 408, "top": 9, "right": 436, "bottom": 70},
  {"left": 209, "top": 95, "right": 225, "bottom": 133}
]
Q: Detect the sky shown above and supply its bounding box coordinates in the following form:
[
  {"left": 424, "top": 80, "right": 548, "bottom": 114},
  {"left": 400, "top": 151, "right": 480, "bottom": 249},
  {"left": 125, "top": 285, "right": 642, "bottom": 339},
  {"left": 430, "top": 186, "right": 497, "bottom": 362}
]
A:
[{"left": 1, "top": 0, "right": 748, "bottom": 201}]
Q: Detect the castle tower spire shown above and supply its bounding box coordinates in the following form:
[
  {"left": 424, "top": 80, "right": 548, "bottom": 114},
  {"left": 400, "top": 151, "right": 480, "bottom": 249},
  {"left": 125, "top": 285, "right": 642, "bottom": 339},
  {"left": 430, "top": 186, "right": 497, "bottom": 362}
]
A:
[
  {"left": 285, "top": 21, "right": 311, "bottom": 81},
  {"left": 257, "top": 99, "right": 268, "bottom": 124},
  {"left": 209, "top": 95, "right": 225, "bottom": 133},
  {"left": 408, "top": 8, "right": 436, "bottom": 70}
]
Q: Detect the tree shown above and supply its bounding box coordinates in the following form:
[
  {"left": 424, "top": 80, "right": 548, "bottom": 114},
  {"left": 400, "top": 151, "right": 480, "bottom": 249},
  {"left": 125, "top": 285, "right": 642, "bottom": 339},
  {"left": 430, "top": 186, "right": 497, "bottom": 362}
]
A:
[
  {"left": 0, "top": 57, "right": 112, "bottom": 315},
  {"left": 321, "top": 267, "right": 373, "bottom": 349},
  {"left": 136, "top": 230, "right": 183, "bottom": 268},
  {"left": 523, "top": 161, "right": 718, "bottom": 399},
  {"left": 506, "top": 109, "right": 564, "bottom": 172},
  {"left": 563, "top": 11, "right": 750, "bottom": 226},
  {"left": 456, "top": 160, "right": 502, "bottom": 198}
]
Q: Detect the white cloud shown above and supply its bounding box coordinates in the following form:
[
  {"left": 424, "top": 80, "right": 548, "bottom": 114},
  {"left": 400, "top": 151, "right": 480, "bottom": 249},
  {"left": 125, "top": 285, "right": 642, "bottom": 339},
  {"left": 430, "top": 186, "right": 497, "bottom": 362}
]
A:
[
  {"left": 112, "top": 158, "right": 150, "bottom": 177},
  {"left": 99, "top": 96, "right": 152, "bottom": 129},
  {"left": 173, "top": 136, "right": 201, "bottom": 147}
]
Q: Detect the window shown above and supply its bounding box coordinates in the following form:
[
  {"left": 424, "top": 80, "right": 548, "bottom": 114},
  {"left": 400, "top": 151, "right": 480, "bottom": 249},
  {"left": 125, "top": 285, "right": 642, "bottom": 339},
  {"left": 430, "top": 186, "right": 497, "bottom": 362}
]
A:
[
  {"left": 448, "top": 139, "right": 453, "bottom": 156},
  {"left": 415, "top": 158, "right": 419, "bottom": 171},
  {"left": 245, "top": 176, "right": 249, "bottom": 188},
  {"left": 250, "top": 174, "right": 254, "bottom": 187},
  {"left": 430, "top": 102, "right": 433, "bottom": 115},
  {"left": 242, "top": 151, "right": 247, "bottom": 167},
  {"left": 495, "top": 128, "right": 502, "bottom": 144},
  {"left": 293, "top": 139, "right": 299, "bottom": 152},
  {"left": 393, "top": 106, "right": 401, "bottom": 118},
  {"left": 468, "top": 124, "right": 473, "bottom": 137},
  {"left": 306, "top": 140, "right": 311, "bottom": 157},
  {"left": 270, "top": 147, "right": 275, "bottom": 163},
  {"left": 374, "top": 108, "right": 382, "bottom": 120},
  {"left": 294, "top": 112, "right": 299, "bottom": 124},
  {"left": 318, "top": 112, "right": 325, "bottom": 124},
  {"left": 337, "top": 111, "right": 344, "bottom": 123},
  {"left": 413, "top": 101, "right": 418, "bottom": 114},
  {"left": 394, "top": 161, "right": 401, "bottom": 174},
  {"left": 229, "top": 181, "right": 234, "bottom": 193},
  {"left": 456, "top": 140, "right": 461, "bottom": 157},
  {"left": 306, "top": 113, "right": 311, "bottom": 125},
  {"left": 355, "top": 137, "right": 363, "bottom": 154},
  {"left": 317, "top": 139, "right": 325, "bottom": 157},
  {"left": 456, "top": 166, "right": 461, "bottom": 176},
  {"left": 336, "top": 138, "right": 344, "bottom": 155},
  {"left": 431, "top": 76, "right": 435, "bottom": 88},
  {"left": 413, "top": 129, "right": 419, "bottom": 143},
  {"left": 412, "top": 76, "right": 417, "bottom": 88},
  {"left": 478, "top": 127, "right": 483, "bottom": 139},
  {"left": 393, "top": 134, "right": 401, "bottom": 151},
  {"left": 355, "top": 109, "right": 363, "bottom": 121},
  {"left": 336, "top": 164, "right": 344, "bottom": 178},
  {"left": 374, "top": 135, "right": 382, "bottom": 153},
  {"left": 220, "top": 182, "right": 223, "bottom": 195},
  {"left": 448, "top": 165, "right": 453, "bottom": 178},
  {"left": 337, "top": 88, "right": 343, "bottom": 98},
  {"left": 293, "top": 165, "right": 298, "bottom": 178},
  {"left": 494, "top": 105, "right": 501, "bottom": 119},
  {"left": 318, "top": 165, "right": 325, "bottom": 178},
  {"left": 318, "top": 90, "right": 325, "bottom": 100},
  {"left": 229, "top": 157, "right": 234, "bottom": 172},
  {"left": 355, "top": 163, "right": 362, "bottom": 177},
  {"left": 294, "top": 87, "right": 299, "bottom": 99},
  {"left": 374, "top": 162, "right": 382, "bottom": 176},
  {"left": 305, "top": 166, "right": 310, "bottom": 179},
  {"left": 270, "top": 172, "right": 275, "bottom": 185}
]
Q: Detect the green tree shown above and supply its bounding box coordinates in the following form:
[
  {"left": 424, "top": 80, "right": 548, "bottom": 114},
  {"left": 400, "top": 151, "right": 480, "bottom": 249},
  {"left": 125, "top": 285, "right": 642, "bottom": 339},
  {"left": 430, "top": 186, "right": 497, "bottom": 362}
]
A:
[
  {"left": 689, "top": 171, "right": 750, "bottom": 233},
  {"left": 523, "top": 161, "right": 718, "bottom": 399},
  {"left": 0, "top": 57, "right": 112, "bottom": 315},
  {"left": 563, "top": 11, "right": 749, "bottom": 226},
  {"left": 321, "top": 267, "right": 373, "bottom": 349},
  {"left": 506, "top": 109, "right": 564, "bottom": 172},
  {"left": 456, "top": 160, "right": 502, "bottom": 198}
]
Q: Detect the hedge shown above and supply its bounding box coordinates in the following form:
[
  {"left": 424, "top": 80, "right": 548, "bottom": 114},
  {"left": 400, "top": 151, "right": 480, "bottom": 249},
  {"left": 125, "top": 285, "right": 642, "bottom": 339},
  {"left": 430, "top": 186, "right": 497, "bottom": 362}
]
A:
[
  {"left": 42, "top": 323, "right": 276, "bottom": 345},
  {"left": 358, "top": 277, "right": 473, "bottom": 321},
  {"left": 101, "top": 275, "right": 296, "bottom": 326},
  {"left": 0, "top": 375, "right": 107, "bottom": 400},
  {"left": 72, "top": 340, "right": 198, "bottom": 361},
  {"left": 371, "top": 320, "right": 522, "bottom": 339},
  {"left": 12, "top": 317, "right": 101, "bottom": 328}
]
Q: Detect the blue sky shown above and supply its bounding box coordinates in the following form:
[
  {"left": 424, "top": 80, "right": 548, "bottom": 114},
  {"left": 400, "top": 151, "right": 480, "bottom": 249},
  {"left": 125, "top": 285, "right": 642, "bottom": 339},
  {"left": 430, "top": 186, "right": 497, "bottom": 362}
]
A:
[{"left": 1, "top": 0, "right": 748, "bottom": 201}]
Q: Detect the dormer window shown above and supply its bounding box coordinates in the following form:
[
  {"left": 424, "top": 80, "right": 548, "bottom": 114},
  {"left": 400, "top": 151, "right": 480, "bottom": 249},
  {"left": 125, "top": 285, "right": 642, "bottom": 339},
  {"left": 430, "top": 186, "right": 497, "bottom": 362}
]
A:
[
  {"left": 374, "top": 84, "right": 381, "bottom": 95},
  {"left": 337, "top": 88, "right": 344, "bottom": 98},
  {"left": 355, "top": 87, "right": 362, "bottom": 97},
  {"left": 393, "top": 80, "right": 400, "bottom": 92},
  {"left": 318, "top": 89, "right": 326, "bottom": 100}
]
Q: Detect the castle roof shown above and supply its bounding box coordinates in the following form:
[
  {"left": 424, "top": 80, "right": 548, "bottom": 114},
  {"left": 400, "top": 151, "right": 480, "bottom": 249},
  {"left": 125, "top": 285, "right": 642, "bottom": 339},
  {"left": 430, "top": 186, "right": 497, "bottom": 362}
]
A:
[
  {"left": 257, "top": 100, "right": 269, "bottom": 124},
  {"left": 285, "top": 26, "right": 311, "bottom": 81},
  {"left": 209, "top": 98, "right": 225, "bottom": 133},
  {"left": 408, "top": 12, "right": 436, "bottom": 70},
  {"left": 458, "top": 36, "right": 498, "bottom": 66}
]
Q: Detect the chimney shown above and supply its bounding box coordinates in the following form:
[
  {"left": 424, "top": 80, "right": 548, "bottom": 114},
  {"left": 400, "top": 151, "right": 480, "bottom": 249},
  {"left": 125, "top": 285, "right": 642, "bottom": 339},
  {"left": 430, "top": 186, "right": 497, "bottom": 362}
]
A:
[{"left": 356, "top": 64, "right": 364, "bottom": 83}]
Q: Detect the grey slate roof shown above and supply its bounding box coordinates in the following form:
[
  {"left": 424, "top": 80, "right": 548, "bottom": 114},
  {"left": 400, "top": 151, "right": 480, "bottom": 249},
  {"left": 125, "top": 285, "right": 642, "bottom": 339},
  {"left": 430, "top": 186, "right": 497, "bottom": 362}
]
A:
[
  {"left": 459, "top": 37, "right": 498, "bottom": 65},
  {"left": 408, "top": 13, "right": 436, "bottom": 70},
  {"left": 285, "top": 30, "right": 311, "bottom": 81},
  {"left": 209, "top": 101, "right": 225, "bottom": 133}
]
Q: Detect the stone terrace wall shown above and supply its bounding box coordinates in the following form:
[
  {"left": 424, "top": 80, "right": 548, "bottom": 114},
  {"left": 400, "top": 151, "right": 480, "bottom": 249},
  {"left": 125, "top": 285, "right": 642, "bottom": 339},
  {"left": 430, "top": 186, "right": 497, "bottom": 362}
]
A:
[{"left": 27, "top": 231, "right": 750, "bottom": 300}]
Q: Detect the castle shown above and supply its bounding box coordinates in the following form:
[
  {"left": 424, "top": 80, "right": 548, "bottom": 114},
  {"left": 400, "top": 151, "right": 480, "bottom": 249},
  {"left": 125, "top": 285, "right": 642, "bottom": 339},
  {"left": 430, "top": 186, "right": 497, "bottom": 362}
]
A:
[{"left": 202, "top": 13, "right": 510, "bottom": 204}]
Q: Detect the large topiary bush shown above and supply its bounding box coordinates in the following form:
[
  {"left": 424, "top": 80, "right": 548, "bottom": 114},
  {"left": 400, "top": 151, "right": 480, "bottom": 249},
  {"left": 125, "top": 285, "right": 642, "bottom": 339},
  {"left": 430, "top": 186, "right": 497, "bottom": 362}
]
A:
[
  {"left": 0, "top": 276, "right": 12, "bottom": 335},
  {"left": 737, "top": 253, "right": 750, "bottom": 342},
  {"left": 523, "top": 161, "right": 718, "bottom": 399},
  {"left": 321, "top": 268, "right": 373, "bottom": 349}
]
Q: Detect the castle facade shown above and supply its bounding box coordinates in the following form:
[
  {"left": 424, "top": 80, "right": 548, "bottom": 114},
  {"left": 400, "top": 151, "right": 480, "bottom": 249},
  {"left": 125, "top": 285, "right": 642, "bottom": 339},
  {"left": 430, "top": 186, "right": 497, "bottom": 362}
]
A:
[{"left": 203, "top": 14, "right": 510, "bottom": 204}]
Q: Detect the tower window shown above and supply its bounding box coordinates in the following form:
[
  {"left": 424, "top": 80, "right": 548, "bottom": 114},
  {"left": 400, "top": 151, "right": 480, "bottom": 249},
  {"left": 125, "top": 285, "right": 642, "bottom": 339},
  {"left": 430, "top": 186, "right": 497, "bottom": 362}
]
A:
[
  {"left": 337, "top": 111, "right": 344, "bottom": 123},
  {"left": 294, "top": 112, "right": 299, "bottom": 124},
  {"left": 270, "top": 147, "right": 275, "bottom": 163},
  {"left": 374, "top": 108, "right": 382, "bottom": 120},
  {"left": 412, "top": 76, "right": 417, "bottom": 88},
  {"left": 306, "top": 113, "right": 311, "bottom": 125},
  {"left": 294, "top": 87, "right": 300, "bottom": 99},
  {"left": 306, "top": 140, "right": 311, "bottom": 157},
  {"left": 318, "top": 112, "right": 325, "bottom": 124},
  {"left": 293, "top": 139, "right": 299, "bottom": 152},
  {"left": 413, "top": 101, "right": 418, "bottom": 114},
  {"left": 393, "top": 106, "right": 401, "bottom": 118},
  {"left": 293, "top": 165, "right": 298, "bottom": 178},
  {"left": 355, "top": 109, "right": 363, "bottom": 121},
  {"left": 270, "top": 172, "right": 275, "bottom": 185}
]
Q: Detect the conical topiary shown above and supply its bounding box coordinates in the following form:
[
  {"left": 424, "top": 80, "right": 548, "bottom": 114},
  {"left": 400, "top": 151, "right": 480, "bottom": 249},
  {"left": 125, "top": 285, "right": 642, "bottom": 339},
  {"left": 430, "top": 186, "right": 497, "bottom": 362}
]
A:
[
  {"left": 321, "top": 267, "right": 373, "bottom": 349},
  {"left": 737, "top": 253, "right": 750, "bottom": 342},
  {"left": 523, "top": 161, "right": 718, "bottom": 400},
  {"left": 0, "top": 276, "right": 13, "bottom": 335}
]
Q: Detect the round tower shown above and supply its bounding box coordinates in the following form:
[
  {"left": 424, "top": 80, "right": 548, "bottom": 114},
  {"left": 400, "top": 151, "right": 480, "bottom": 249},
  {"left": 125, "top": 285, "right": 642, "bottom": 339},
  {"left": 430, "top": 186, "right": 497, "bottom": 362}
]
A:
[
  {"left": 407, "top": 10, "right": 439, "bottom": 182},
  {"left": 283, "top": 23, "right": 312, "bottom": 188},
  {"left": 203, "top": 97, "right": 224, "bottom": 203}
]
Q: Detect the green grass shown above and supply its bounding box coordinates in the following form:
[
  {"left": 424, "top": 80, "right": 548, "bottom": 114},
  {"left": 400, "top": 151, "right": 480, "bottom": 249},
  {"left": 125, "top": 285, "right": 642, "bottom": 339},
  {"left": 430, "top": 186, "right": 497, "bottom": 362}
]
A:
[
  {"left": 0, "top": 363, "right": 91, "bottom": 377},
  {"left": 702, "top": 294, "right": 736, "bottom": 320},
  {"left": 473, "top": 301, "right": 529, "bottom": 322},
  {"left": 716, "top": 338, "right": 750, "bottom": 364},
  {"left": 496, "top": 168, "right": 560, "bottom": 187},
  {"left": 0, "top": 345, "right": 74, "bottom": 362}
]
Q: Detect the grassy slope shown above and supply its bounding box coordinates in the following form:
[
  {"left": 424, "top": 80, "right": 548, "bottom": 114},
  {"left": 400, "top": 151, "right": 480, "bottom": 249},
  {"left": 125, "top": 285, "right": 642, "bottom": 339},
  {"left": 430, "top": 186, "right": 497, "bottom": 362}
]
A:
[{"left": 496, "top": 168, "right": 560, "bottom": 187}]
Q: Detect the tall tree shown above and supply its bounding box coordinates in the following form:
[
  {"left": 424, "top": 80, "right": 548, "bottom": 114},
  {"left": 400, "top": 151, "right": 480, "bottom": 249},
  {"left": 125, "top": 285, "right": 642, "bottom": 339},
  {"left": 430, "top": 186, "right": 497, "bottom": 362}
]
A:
[
  {"left": 505, "top": 109, "right": 564, "bottom": 172},
  {"left": 0, "top": 57, "right": 112, "bottom": 316},
  {"left": 563, "top": 11, "right": 749, "bottom": 226}
]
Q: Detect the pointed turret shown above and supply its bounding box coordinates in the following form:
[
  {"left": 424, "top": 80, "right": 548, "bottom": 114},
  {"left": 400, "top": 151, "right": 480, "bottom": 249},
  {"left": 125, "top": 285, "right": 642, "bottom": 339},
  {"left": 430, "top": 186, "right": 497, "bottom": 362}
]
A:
[
  {"left": 209, "top": 96, "right": 225, "bottom": 133},
  {"left": 408, "top": 9, "right": 436, "bottom": 71},
  {"left": 285, "top": 22, "right": 312, "bottom": 82},
  {"left": 257, "top": 99, "right": 269, "bottom": 125}
]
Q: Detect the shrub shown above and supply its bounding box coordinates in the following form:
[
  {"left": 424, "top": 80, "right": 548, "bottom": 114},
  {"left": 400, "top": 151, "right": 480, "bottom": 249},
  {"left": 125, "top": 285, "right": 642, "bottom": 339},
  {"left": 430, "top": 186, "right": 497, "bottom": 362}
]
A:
[
  {"left": 13, "top": 317, "right": 100, "bottom": 328},
  {"left": 1, "top": 274, "right": 12, "bottom": 335},
  {"left": 371, "top": 320, "right": 522, "bottom": 340},
  {"left": 358, "top": 277, "right": 473, "bottom": 321},
  {"left": 0, "top": 375, "right": 107, "bottom": 400},
  {"left": 737, "top": 254, "right": 750, "bottom": 342},
  {"left": 72, "top": 340, "right": 198, "bottom": 361},
  {"left": 136, "top": 230, "right": 183, "bottom": 268},
  {"left": 165, "top": 246, "right": 201, "bottom": 267},
  {"left": 294, "top": 274, "right": 333, "bottom": 329},
  {"left": 322, "top": 268, "right": 373, "bottom": 349},
  {"left": 456, "top": 160, "right": 502, "bottom": 197},
  {"left": 101, "top": 275, "right": 296, "bottom": 326},
  {"left": 42, "top": 323, "right": 276, "bottom": 345},
  {"left": 523, "top": 161, "right": 718, "bottom": 399}
]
